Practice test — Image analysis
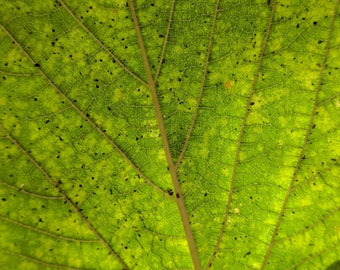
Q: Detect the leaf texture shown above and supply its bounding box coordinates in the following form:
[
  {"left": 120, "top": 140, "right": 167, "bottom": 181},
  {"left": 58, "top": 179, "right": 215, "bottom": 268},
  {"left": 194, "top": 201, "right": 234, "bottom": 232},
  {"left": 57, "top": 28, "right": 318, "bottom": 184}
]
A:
[{"left": 0, "top": 0, "right": 339, "bottom": 269}]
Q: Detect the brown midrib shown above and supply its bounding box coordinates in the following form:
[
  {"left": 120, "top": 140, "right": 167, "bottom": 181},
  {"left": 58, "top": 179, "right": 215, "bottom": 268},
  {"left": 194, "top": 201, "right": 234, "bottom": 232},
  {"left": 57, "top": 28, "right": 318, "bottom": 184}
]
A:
[{"left": 127, "top": 0, "right": 202, "bottom": 268}]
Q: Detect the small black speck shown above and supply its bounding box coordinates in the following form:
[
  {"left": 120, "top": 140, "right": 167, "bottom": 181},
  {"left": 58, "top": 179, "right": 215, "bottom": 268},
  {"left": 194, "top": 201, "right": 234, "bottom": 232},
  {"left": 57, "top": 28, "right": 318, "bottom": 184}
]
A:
[
  {"left": 243, "top": 251, "right": 251, "bottom": 257},
  {"left": 1, "top": 198, "right": 6, "bottom": 202},
  {"left": 176, "top": 193, "right": 180, "bottom": 198},
  {"left": 313, "top": 21, "right": 318, "bottom": 25},
  {"left": 250, "top": 102, "right": 255, "bottom": 105},
  {"left": 34, "top": 63, "right": 40, "bottom": 67}
]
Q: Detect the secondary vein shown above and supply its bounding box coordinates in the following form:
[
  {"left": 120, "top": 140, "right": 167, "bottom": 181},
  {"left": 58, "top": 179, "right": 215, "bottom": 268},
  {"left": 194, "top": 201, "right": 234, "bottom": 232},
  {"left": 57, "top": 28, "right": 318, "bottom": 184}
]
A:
[
  {"left": 260, "top": 0, "right": 339, "bottom": 268},
  {"left": 175, "top": 0, "right": 220, "bottom": 169},
  {"left": 0, "top": 23, "right": 171, "bottom": 200},
  {"left": 206, "top": 1, "right": 277, "bottom": 268},
  {"left": 0, "top": 124, "right": 129, "bottom": 269},
  {"left": 59, "top": 0, "right": 148, "bottom": 87}
]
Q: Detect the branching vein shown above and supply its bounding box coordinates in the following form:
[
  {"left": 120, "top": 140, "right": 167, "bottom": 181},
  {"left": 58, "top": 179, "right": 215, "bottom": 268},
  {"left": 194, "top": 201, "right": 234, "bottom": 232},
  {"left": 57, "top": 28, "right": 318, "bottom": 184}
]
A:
[
  {"left": 0, "top": 124, "right": 129, "bottom": 269},
  {"left": 154, "top": 0, "right": 175, "bottom": 83},
  {"left": 175, "top": 0, "right": 220, "bottom": 169},
  {"left": 260, "top": 0, "right": 339, "bottom": 268},
  {"left": 0, "top": 215, "right": 100, "bottom": 242},
  {"left": 128, "top": 0, "right": 201, "bottom": 268},
  {"left": 0, "top": 23, "right": 171, "bottom": 200},
  {"left": 59, "top": 0, "right": 148, "bottom": 87},
  {"left": 206, "top": 1, "right": 277, "bottom": 268}
]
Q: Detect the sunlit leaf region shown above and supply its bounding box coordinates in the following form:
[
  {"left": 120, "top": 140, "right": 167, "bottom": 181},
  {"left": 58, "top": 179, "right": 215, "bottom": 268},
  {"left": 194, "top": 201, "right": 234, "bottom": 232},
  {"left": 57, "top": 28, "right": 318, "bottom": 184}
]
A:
[{"left": 0, "top": 0, "right": 339, "bottom": 269}]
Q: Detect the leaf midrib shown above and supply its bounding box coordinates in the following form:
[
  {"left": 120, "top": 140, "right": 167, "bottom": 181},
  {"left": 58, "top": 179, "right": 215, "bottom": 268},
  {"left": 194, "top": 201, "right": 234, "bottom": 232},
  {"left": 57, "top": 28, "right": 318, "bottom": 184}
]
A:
[{"left": 127, "top": 0, "right": 202, "bottom": 268}]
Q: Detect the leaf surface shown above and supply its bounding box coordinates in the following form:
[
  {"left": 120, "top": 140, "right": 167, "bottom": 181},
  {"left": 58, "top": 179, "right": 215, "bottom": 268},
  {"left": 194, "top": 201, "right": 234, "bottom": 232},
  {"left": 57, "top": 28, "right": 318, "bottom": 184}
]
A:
[{"left": 0, "top": 0, "right": 339, "bottom": 269}]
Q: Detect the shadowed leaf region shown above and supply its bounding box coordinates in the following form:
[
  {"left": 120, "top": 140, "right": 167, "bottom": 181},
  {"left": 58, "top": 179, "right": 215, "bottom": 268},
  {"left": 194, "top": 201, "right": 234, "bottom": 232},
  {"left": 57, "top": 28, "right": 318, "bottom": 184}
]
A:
[{"left": 0, "top": 0, "right": 339, "bottom": 269}]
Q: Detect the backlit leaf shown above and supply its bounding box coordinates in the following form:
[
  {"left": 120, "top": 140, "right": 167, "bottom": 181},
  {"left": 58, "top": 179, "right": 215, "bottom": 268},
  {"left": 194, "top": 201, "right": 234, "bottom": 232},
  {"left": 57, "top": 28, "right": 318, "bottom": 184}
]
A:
[{"left": 0, "top": 0, "right": 339, "bottom": 269}]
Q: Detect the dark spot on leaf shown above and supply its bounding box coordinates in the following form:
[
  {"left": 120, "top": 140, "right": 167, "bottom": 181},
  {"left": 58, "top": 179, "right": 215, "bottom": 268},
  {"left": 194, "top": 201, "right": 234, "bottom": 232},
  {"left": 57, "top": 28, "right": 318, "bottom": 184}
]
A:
[
  {"left": 313, "top": 21, "right": 318, "bottom": 25},
  {"left": 243, "top": 251, "right": 251, "bottom": 257},
  {"left": 1, "top": 198, "right": 6, "bottom": 202},
  {"left": 34, "top": 63, "right": 40, "bottom": 67},
  {"left": 176, "top": 193, "right": 180, "bottom": 198}
]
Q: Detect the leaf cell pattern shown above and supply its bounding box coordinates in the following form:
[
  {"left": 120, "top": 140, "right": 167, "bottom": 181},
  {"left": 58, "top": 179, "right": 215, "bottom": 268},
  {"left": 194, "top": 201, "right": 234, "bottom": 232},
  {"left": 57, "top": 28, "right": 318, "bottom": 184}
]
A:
[{"left": 0, "top": 0, "right": 339, "bottom": 269}]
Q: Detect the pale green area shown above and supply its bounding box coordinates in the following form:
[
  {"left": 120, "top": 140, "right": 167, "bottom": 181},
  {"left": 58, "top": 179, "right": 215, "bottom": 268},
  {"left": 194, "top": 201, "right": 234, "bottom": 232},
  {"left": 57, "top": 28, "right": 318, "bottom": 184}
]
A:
[{"left": 0, "top": 0, "right": 339, "bottom": 269}]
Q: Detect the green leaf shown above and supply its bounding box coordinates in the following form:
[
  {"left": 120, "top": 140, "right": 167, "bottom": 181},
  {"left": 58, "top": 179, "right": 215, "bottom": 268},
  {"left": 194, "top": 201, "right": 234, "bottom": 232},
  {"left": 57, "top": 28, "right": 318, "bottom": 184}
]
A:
[{"left": 0, "top": 0, "right": 339, "bottom": 269}]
